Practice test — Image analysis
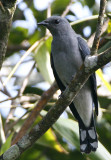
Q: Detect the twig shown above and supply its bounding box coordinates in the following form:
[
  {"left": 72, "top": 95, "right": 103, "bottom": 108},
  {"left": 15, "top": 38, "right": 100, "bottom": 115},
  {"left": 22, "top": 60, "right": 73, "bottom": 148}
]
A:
[
  {"left": 0, "top": 1, "right": 5, "bottom": 12},
  {"left": 7, "top": 44, "right": 30, "bottom": 53},
  {"left": 3, "top": 35, "right": 49, "bottom": 87},
  {"left": 4, "top": 62, "right": 36, "bottom": 134},
  {"left": 87, "top": 18, "right": 109, "bottom": 47},
  {"left": 0, "top": 89, "right": 11, "bottom": 98},
  {"left": 0, "top": 77, "right": 11, "bottom": 97},
  {"left": 70, "top": 14, "right": 106, "bottom": 26},
  {"left": 11, "top": 81, "right": 58, "bottom": 145},
  {"left": 91, "top": 0, "right": 107, "bottom": 55},
  {"left": 46, "top": 3, "right": 51, "bottom": 36},
  {"left": 0, "top": 95, "right": 40, "bottom": 106},
  {"left": 5, "top": 109, "right": 31, "bottom": 134},
  {"left": 61, "top": 0, "right": 73, "bottom": 17},
  {"left": 18, "top": 62, "right": 36, "bottom": 96},
  {"left": 0, "top": 95, "right": 20, "bottom": 103},
  {"left": 47, "top": 2, "right": 51, "bottom": 18}
]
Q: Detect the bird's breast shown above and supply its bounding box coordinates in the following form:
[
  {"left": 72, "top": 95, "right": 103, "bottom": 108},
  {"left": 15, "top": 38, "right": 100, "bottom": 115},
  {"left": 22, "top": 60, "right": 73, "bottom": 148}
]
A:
[{"left": 51, "top": 37, "right": 83, "bottom": 86}]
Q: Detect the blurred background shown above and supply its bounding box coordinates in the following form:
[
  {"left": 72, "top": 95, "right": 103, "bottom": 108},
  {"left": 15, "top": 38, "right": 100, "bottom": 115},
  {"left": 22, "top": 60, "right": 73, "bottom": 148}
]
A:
[{"left": 0, "top": 0, "right": 111, "bottom": 159}]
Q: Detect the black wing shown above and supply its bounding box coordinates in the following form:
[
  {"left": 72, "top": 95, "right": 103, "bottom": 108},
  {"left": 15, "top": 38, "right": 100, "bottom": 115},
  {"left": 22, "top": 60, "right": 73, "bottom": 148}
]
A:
[{"left": 77, "top": 36, "right": 98, "bottom": 115}]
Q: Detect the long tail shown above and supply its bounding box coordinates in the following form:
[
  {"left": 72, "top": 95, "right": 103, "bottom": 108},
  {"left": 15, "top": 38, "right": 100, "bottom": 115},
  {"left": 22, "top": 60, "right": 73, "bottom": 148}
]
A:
[
  {"left": 69, "top": 103, "right": 98, "bottom": 154},
  {"left": 79, "top": 116, "right": 98, "bottom": 153}
]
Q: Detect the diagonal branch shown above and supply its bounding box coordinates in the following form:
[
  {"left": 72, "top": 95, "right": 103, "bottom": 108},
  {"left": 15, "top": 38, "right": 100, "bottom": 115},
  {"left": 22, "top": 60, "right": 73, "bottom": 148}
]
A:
[
  {"left": 61, "top": 0, "right": 73, "bottom": 17},
  {"left": 87, "top": 18, "right": 109, "bottom": 47},
  {"left": 11, "top": 81, "right": 58, "bottom": 145}
]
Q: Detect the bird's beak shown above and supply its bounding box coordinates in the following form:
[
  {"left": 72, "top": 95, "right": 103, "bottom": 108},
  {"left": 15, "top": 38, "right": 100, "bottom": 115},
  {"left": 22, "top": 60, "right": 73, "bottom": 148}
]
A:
[{"left": 38, "top": 20, "right": 48, "bottom": 26}]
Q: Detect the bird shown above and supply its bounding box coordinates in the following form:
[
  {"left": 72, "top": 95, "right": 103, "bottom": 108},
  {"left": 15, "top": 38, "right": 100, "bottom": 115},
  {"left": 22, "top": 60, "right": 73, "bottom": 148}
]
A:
[{"left": 38, "top": 16, "right": 98, "bottom": 154}]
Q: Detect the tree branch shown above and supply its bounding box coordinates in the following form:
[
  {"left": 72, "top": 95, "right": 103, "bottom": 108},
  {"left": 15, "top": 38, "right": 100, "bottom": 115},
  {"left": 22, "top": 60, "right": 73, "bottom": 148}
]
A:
[
  {"left": 7, "top": 44, "right": 30, "bottom": 54},
  {"left": 0, "top": 0, "right": 17, "bottom": 69},
  {"left": 87, "top": 18, "right": 109, "bottom": 47},
  {"left": 91, "top": 0, "right": 107, "bottom": 55},
  {"left": 61, "top": 0, "right": 73, "bottom": 17},
  {"left": 11, "top": 81, "right": 58, "bottom": 145},
  {"left": 4, "top": 62, "right": 36, "bottom": 134}
]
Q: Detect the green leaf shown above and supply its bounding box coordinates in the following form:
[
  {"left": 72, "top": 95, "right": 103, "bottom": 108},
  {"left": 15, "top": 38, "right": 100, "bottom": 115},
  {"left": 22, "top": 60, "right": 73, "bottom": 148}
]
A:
[
  {"left": 9, "top": 27, "right": 28, "bottom": 44},
  {"left": 0, "top": 114, "right": 6, "bottom": 145},
  {"left": 88, "top": 142, "right": 111, "bottom": 160},
  {"left": 33, "top": 40, "right": 54, "bottom": 84},
  {"left": 52, "top": 0, "right": 70, "bottom": 15},
  {"left": 107, "top": 20, "right": 111, "bottom": 33},
  {"left": 85, "top": 0, "right": 95, "bottom": 8},
  {"left": 53, "top": 118, "right": 79, "bottom": 148},
  {"left": 0, "top": 133, "right": 14, "bottom": 155},
  {"left": 37, "top": 128, "right": 65, "bottom": 153},
  {"left": 96, "top": 69, "right": 111, "bottom": 92},
  {"left": 98, "top": 41, "right": 111, "bottom": 53}
]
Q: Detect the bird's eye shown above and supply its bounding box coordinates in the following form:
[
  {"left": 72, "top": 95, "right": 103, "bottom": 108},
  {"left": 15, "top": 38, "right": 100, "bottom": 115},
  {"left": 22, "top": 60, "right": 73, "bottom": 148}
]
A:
[{"left": 55, "top": 19, "right": 60, "bottom": 24}]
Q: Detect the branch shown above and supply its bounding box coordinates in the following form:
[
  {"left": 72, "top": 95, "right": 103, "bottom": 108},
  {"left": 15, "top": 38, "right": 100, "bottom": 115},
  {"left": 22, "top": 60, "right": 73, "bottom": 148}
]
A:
[
  {"left": 7, "top": 44, "right": 30, "bottom": 53},
  {"left": 91, "top": 0, "right": 107, "bottom": 55},
  {"left": 87, "top": 18, "right": 109, "bottom": 47},
  {"left": 3, "top": 35, "right": 49, "bottom": 87},
  {"left": 11, "top": 81, "right": 58, "bottom": 145},
  {"left": 18, "top": 62, "right": 36, "bottom": 96},
  {"left": 61, "top": 0, "right": 73, "bottom": 17},
  {"left": 4, "top": 62, "right": 36, "bottom": 134},
  {"left": 0, "top": 46, "right": 111, "bottom": 160},
  {"left": 0, "top": 0, "right": 17, "bottom": 69}
]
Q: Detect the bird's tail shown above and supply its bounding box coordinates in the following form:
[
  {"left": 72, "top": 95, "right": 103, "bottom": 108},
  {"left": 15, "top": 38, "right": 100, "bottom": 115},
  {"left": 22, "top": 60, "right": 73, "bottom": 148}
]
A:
[
  {"left": 79, "top": 116, "right": 98, "bottom": 154},
  {"left": 69, "top": 103, "right": 98, "bottom": 153}
]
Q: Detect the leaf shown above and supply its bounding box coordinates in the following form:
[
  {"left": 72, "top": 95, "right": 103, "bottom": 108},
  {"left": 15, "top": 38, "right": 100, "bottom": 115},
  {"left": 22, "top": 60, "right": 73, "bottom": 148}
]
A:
[
  {"left": 98, "top": 41, "right": 111, "bottom": 53},
  {"left": 0, "top": 114, "right": 6, "bottom": 145},
  {"left": 85, "top": 0, "right": 95, "bottom": 8},
  {"left": 52, "top": 0, "right": 70, "bottom": 15},
  {"left": 96, "top": 69, "right": 111, "bottom": 92},
  {"left": 0, "top": 133, "right": 14, "bottom": 155},
  {"left": 34, "top": 40, "right": 54, "bottom": 84},
  {"left": 9, "top": 27, "right": 28, "bottom": 44},
  {"left": 107, "top": 20, "right": 111, "bottom": 33},
  {"left": 88, "top": 142, "right": 111, "bottom": 160},
  {"left": 37, "top": 128, "right": 66, "bottom": 153},
  {"left": 53, "top": 117, "right": 79, "bottom": 148}
]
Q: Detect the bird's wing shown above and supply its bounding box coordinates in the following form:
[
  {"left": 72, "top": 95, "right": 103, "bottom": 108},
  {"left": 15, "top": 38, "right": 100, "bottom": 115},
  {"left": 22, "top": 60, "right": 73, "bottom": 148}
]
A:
[
  {"left": 77, "top": 36, "right": 98, "bottom": 115},
  {"left": 51, "top": 53, "right": 65, "bottom": 91},
  {"left": 51, "top": 52, "right": 85, "bottom": 122}
]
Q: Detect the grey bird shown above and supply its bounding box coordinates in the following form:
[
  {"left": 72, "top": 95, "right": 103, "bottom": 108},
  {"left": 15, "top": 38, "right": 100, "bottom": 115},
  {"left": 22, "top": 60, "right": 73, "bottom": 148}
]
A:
[{"left": 38, "top": 16, "right": 98, "bottom": 153}]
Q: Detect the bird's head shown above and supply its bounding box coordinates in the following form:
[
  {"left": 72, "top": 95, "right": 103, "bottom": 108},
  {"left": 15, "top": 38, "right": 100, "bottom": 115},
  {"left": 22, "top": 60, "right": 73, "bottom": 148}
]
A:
[{"left": 38, "top": 16, "right": 71, "bottom": 36}]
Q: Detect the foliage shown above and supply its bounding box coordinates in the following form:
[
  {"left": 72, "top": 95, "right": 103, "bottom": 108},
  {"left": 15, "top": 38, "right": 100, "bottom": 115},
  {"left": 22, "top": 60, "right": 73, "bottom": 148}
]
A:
[{"left": 0, "top": 0, "right": 111, "bottom": 160}]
